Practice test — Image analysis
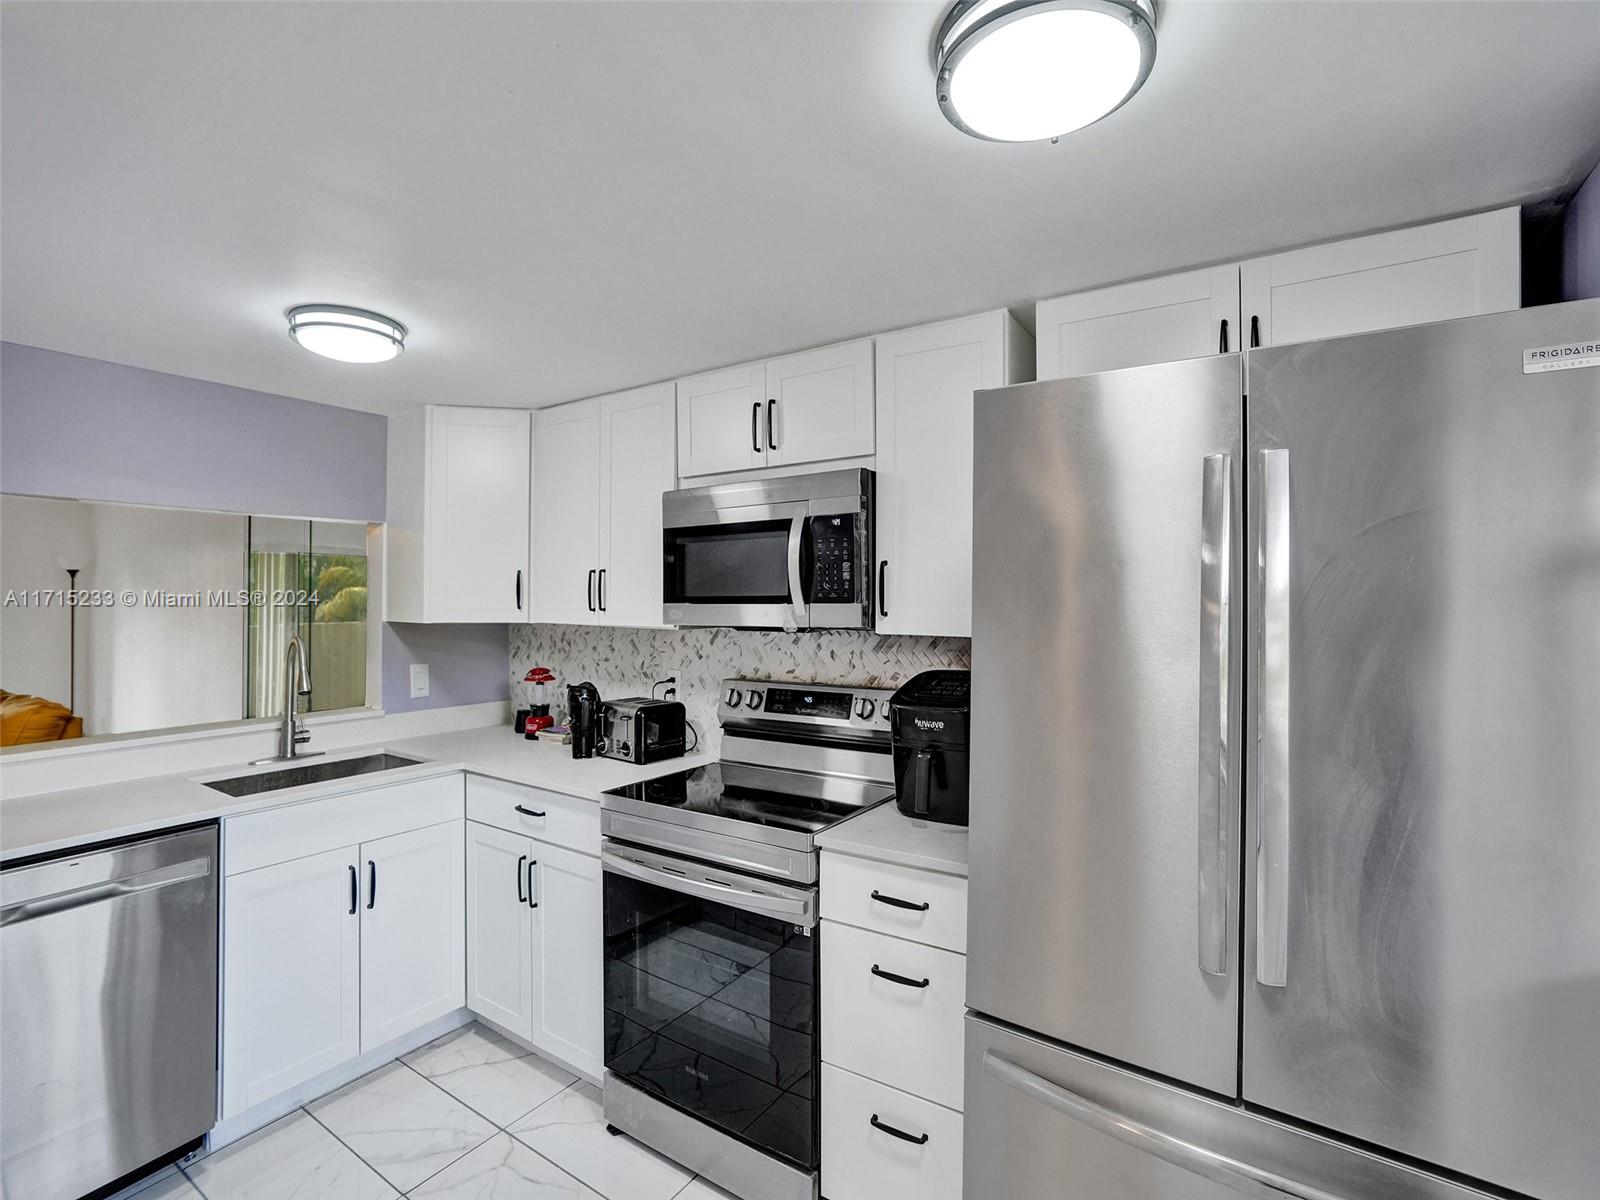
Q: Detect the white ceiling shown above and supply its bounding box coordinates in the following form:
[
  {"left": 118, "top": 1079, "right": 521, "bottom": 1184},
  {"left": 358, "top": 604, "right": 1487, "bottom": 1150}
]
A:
[{"left": 4, "top": 1, "right": 1599, "bottom": 415}]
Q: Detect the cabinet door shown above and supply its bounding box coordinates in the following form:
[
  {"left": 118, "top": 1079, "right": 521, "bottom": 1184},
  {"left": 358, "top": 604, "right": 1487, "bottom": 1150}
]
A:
[
  {"left": 874, "top": 313, "right": 1013, "bottom": 637},
  {"left": 765, "top": 338, "right": 875, "bottom": 466},
  {"left": 1240, "top": 207, "right": 1519, "bottom": 348},
  {"left": 427, "top": 406, "right": 532, "bottom": 622},
  {"left": 222, "top": 846, "right": 360, "bottom": 1117},
  {"left": 598, "top": 383, "right": 675, "bottom": 628},
  {"left": 359, "top": 820, "right": 466, "bottom": 1053},
  {"left": 528, "top": 841, "right": 603, "bottom": 1077},
  {"left": 676, "top": 361, "right": 767, "bottom": 477},
  {"left": 1037, "top": 266, "right": 1241, "bottom": 379},
  {"left": 531, "top": 399, "right": 602, "bottom": 625},
  {"left": 466, "top": 821, "right": 534, "bottom": 1041}
]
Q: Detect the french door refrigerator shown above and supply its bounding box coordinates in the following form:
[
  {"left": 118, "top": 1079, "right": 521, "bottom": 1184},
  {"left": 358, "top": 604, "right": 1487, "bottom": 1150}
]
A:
[{"left": 965, "top": 300, "right": 1600, "bottom": 1200}]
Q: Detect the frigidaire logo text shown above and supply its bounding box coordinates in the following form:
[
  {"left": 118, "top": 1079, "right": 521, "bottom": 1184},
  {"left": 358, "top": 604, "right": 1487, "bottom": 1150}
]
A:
[{"left": 914, "top": 717, "right": 946, "bottom": 731}]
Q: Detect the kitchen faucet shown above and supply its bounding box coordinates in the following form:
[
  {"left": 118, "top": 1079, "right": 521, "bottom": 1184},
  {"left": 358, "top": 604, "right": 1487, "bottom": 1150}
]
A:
[{"left": 254, "top": 634, "right": 323, "bottom": 764}]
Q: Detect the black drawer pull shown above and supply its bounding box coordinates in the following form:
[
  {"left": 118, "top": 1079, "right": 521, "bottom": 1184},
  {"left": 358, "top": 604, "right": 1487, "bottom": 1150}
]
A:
[
  {"left": 870, "top": 1114, "right": 929, "bottom": 1145},
  {"left": 515, "top": 805, "right": 547, "bottom": 818},
  {"left": 348, "top": 864, "right": 357, "bottom": 915},
  {"left": 1218, "top": 318, "right": 1229, "bottom": 353},
  {"left": 1250, "top": 314, "right": 1261, "bottom": 348},
  {"left": 871, "top": 889, "right": 928, "bottom": 912},
  {"left": 366, "top": 860, "right": 377, "bottom": 910},
  {"left": 528, "top": 860, "right": 539, "bottom": 908},
  {"left": 517, "top": 853, "right": 528, "bottom": 903},
  {"left": 871, "top": 964, "right": 930, "bottom": 989}
]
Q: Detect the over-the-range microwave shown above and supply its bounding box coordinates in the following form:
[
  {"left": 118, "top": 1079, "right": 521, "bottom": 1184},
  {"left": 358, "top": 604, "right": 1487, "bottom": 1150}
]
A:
[{"left": 662, "top": 468, "right": 874, "bottom": 630}]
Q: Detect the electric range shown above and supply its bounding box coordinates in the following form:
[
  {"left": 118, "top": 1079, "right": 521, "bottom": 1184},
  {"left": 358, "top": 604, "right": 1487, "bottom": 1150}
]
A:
[{"left": 599, "top": 678, "right": 896, "bottom": 1200}]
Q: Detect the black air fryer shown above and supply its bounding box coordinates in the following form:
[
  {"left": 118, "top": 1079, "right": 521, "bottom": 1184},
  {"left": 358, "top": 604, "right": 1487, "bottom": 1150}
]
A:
[{"left": 889, "top": 670, "right": 971, "bottom": 825}]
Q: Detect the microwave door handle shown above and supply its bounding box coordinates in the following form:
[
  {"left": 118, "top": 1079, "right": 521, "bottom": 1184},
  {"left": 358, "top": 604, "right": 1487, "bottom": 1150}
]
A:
[{"left": 787, "top": 513, "right": 806, "bottom": 628}]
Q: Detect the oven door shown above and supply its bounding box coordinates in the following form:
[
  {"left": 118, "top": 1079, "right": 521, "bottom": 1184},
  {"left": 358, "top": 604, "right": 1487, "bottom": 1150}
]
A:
[
  {"left": 602, "top": 842, "right": 819, "bottom": 1172},
  {"left": 663, "top": 501, "right": 809, "bottom": 630}
]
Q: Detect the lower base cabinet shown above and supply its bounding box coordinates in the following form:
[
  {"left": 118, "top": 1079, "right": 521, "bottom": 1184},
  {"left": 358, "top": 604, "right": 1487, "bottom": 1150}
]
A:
[
  {"left": 465, "top": 819, "right": 603, "bottom": 1077},
  {"left": 821, "top": 1064, "right": 963, "bottom": 1200}
]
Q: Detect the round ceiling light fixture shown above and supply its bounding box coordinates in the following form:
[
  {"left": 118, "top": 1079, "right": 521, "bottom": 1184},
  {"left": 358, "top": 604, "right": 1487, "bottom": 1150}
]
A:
[
  {"left": 287, "top": 304, "right": 407, "bottom": 364},
  {"left": 935, "top": 0, "right": 1157, "bottom": 143}
]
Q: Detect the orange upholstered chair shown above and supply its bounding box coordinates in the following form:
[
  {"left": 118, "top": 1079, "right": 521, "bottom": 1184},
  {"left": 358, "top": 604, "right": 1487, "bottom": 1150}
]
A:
[{"left": 0, "top": 690, "right": 84, "bottom": 746}]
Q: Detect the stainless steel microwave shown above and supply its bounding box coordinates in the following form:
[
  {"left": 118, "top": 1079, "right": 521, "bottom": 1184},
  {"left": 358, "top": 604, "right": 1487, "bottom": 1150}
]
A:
[{"left": 662, "top": 468, "right": 874, "bottom": 630}]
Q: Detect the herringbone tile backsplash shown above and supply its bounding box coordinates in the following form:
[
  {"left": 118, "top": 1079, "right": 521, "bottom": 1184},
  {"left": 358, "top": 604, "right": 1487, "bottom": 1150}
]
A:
[{"left": 509, "top": 624, "right": 970, "bottom": 755}]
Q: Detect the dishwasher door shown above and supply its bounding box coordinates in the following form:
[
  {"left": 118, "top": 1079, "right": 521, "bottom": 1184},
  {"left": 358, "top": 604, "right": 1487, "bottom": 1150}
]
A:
[{"left": 2, "top": 825, "right": 219, "bottom": 1200}]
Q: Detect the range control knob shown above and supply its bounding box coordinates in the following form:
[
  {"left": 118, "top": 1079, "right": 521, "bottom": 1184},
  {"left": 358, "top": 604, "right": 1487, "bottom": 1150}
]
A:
[
  {"left": 725, "top": 688, "right": 742, "bottom": 708},
  {"left": 746, "top": 689, "right": 764, "bottom": 708},
  {"left": 855, "top": 698, "right": 876, "bottom": 720}
]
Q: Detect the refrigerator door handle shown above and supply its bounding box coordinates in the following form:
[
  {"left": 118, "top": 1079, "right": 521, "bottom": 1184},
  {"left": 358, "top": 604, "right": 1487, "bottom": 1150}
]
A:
[
  {"left": 981, "top": 1051, "right": 1341, "bottom": 1200},
  {"left": 1256, "top": 447, "right": 1292, "bottom": 988},
  {"left": 1197, "top": 453, "right": 1232, "bottom": 977}
]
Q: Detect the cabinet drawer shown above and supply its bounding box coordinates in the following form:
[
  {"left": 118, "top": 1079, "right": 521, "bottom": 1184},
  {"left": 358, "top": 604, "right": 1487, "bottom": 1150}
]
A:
[
  {"left": 466, "top": 775, "right": 599, "bottom": 856},
  {"left": 821, "top": 853, "right": 967, "bottom": 953},
  {"left": 822, "top": 921, "right": 966, "bottom": 1109},
  {"left": 822, "top": 1064, "right": 963, "bottom": 1200},
  {"left": 224, "top": 772, "right": 464, "bottom": 875}
]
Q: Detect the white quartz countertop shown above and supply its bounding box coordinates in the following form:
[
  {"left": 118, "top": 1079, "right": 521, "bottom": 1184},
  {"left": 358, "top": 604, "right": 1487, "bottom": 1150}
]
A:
[
  {"left": 0, "top": 725, "right": 714, "bottom": 863},
  {"left": 816, "top": 797, "right": 968, "bottom": 877}
]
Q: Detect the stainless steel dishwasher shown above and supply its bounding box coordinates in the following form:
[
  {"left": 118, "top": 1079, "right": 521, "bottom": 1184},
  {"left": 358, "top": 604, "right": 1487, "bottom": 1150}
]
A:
[{"left": 1, "top": 825, "right": 219, "bottom": 1200}]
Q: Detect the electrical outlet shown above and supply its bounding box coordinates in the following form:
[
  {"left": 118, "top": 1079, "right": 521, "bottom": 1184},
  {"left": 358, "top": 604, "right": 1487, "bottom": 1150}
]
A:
[
  {"left": 661, "top": 664, "right": 688, "bottom": 702},
  {"left": 409, "top": 663, "right": 430, "bottom": 699}
]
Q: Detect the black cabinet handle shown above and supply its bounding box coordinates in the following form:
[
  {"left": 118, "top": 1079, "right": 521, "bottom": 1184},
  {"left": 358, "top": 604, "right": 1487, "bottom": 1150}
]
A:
[
  {"left": 528, "top": 860, "right": 539, "bottom": 908},
  {"left": 871, "top": 964, "right": 930, "bottom": 989},
  {"left": 752, "top": 403, "right": 761, "bottom": 453},
  {"left": 598, "top": 568, "right": 606, "bottom": 612},
  {"left": 871, "top": 889, "right": 929, "bottom": 912},
  {"left": 514, "top": 804, "right": 547, "bottom": 818},
  {"left": 515, "top": 569, "right": 523, "bottom": 611},
  {"left": 1218, "top": 318, "right": 1229, "bottom": 353},
  {"left": 517, "top": 853, "right": 528, "bottom": 904},
  {"left": 877, "top": 561, "right": 888, "bottom": 618},
  {"left": 1250, "top": 315, "right": 1261, "bottom": 348},
  {"left": 767, "top": 398, "right": 778, "bottom": 451},
  {"left": 366, "top": 860, "right": 376, "bottom": 910},
  {"left": 348, "top": 864, "right": 357, "bottom": 915},
  {"left": 870, "top": 1114, "right": 930, "bottom": 1145},
  {"left": 587, "top": 569, "right": 597, "bottom": 613}
]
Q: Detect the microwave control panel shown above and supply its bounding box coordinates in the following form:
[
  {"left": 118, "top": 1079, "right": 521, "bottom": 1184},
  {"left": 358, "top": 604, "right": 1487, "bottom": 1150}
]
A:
[{"left": 809, "top": 515, "right": 857, "bottom": 603}]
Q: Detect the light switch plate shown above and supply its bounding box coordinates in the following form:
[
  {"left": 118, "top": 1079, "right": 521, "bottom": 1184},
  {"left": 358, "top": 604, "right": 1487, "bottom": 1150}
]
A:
[{"left": 409, "top": 663, "right": 430, "bottom": 699}]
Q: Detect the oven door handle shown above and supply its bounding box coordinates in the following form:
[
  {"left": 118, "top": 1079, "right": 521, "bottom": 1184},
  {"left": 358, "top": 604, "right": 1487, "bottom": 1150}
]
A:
[
  {"left": 601, "top": 848, "right": 815, "bottom": 926},
  {"left": 786, "top": 513, "right": 807, "bottom": 629}
]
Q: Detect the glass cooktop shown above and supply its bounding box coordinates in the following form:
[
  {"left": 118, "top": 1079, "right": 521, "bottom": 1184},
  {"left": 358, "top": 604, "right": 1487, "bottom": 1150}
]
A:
[{"left": 604, "top": 762, "right": 889, "bottom": 837}]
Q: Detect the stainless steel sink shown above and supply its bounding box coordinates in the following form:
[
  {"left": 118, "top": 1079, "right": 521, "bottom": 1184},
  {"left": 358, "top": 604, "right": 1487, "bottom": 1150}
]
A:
[{"left": 203, "top": 753, "right": 422, "bottom": 797}]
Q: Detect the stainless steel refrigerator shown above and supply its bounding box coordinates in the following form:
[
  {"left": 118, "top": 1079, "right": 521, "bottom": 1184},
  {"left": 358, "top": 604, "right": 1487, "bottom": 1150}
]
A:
[{"left": 965, "top": 300, "right": 1600, "bottom": 1200}]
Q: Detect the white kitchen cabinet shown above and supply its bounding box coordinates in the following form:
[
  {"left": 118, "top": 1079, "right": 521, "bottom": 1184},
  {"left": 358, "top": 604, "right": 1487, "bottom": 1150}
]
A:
[
  {"left": 874, "top": 311, "right": 1032, "bottom": 637},
  {"left": 528, "top": 841, "right": 604, "bottom": 1078},
  {"left": 1239, "top": 206, "right": 1520, "bottom": 348},
  {"left": 676, "top": 361, "right": 769, "bottom": 477},
  {"left": 676, "top": 339, "right": 876, "bottom": 479},
  {"left": 466, "top": 820, "right": 535, "bottom": 1040},
  {"left": 358, "top": 820, "right": 466, "bottom": 1052},
  {"left": 387, "top": 405, "right": 532, "bottom": 622},
  {"left": 531, "top": 383, "right": 674, "bottom": 628},
  {"left": 531, "top": 399, "right": 602, "bottom": 626},
  {"left": 1036, "top": 266, "right": 1240, "bottom": 380},
  {"left": 1037, "top": 207, "right": 1520, "bottom": 379},
  {"left": 222, "top": 845, "right": 361, "bottom": 1117},
  {"left": 764, "top": 338, "right": 875, "bottom": 467},
  {"left": 821, "top": 1064, "right": 964, "bottom": 1200}
]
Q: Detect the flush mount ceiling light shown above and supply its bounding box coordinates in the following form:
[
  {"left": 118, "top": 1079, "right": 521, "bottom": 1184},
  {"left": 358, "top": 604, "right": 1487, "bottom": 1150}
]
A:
[
  {"left": 287, "top": 304, "right": 406, "bottom": 364},
  {"left": 935, "top": 0, "right": 1157, "bottom": 143}
]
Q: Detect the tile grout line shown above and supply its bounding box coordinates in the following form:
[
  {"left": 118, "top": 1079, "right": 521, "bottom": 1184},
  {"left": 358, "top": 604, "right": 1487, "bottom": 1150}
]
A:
[{"left": 298, "top": 1099, "right": 415, "bottom": 1196}]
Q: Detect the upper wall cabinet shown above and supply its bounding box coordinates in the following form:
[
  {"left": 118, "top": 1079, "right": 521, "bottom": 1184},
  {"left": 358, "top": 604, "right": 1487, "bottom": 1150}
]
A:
[
  {"left": 875, "top": 312, "right": 1033, "bottom": 638},
  {"left": 532, "top": 382, "right": 675, "bottom": 629},
  {"left": 1036, "top": 207, "right": 1520, "bottom": 379},
  {"left": 387, "top": 406, "right": 531, "bottom": 623},
  {"left": 676, "top": 339, "right": 875, "bottom": 478}
]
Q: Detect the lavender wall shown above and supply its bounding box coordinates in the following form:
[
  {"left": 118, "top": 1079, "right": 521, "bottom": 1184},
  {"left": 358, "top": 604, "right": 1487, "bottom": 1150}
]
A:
[
  {"left": 1, "top": 342, "right": 510, "bottom": 715},
  {"left": 1565, "top": 161, "right": 1600, "bottom": 301},
  {"left": 384, "top": 622, "right": 510, "bottom": 713},
  {"left": 0, "top": 341, "right": 386, "bottom": 521}
]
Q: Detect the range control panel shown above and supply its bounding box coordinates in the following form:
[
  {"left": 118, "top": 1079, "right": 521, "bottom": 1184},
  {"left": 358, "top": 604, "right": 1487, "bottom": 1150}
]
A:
[{"left": 718, "top": 677, "right": 894, "bottom": 731}]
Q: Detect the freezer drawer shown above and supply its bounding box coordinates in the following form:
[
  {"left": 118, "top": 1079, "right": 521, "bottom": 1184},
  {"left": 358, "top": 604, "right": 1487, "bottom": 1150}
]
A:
[
  {"left": 964, "top": 1015, "right": 1497, "bottom": 1200},
  {"left": 2, "top": 826, "right": 219, "bottom": 1200}
]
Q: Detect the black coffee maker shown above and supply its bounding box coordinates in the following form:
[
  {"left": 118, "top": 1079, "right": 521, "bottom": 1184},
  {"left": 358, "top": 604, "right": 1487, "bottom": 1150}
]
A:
[
  {"left": 889, "top": 670, "right": 971, "bottom": 825},
  {"left": 567, "top": 681, "right": 603, "bottom": 759}
]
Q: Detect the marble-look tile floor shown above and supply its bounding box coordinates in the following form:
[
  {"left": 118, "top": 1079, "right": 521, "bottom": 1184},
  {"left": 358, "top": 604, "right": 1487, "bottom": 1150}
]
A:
[{"left": 123, "top": 1023, "right": 738, "bottom": 1200}]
